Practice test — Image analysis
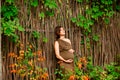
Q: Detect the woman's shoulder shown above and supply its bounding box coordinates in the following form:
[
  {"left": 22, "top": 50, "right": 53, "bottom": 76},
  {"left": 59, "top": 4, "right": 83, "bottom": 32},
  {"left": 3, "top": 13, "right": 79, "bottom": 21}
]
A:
[
  {"left": 54, "top": 40, "right": 59, "bottom": 44},
  {"left": 65, "top": 38, "right": 70, "bottom": 41},
  {"left": 64, "top": 38, "right": 71, "bottom": 44},
  {"left": 55, "top": 38, "right": 71, "bottom": 44},
  {"left": 65, "top": 38, "right": 71, "bottom": 42}
]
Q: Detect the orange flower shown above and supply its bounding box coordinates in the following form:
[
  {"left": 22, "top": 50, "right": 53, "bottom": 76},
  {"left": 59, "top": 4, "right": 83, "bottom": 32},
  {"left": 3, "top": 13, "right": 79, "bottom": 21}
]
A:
[
  {"left": 82, "top": 57, "right": 86, "bottom": 61},
  {"left": 43, "top": 73, "right": 48, "bottom": 77},
  {"left": 8, "top": 52, "right": 15, "bottom": 57},
  {"left": 20, "top": 43, "right": 24, "bottom": 47},
  {"left": 19, "top": 50, "right": 24, "bottom": 54},
  {"left": 81, "top": 75, "right": 89, "bottom": 80},
  {"left": 29, "top": 70, "right": 33, "bottom": 75},
  {"left": 80, "top": 57, "right": 86, "bottom": 62},
  {"left": 83, "top": 60, "right": 87, "bottom": 66},
  {"left": 17, "top": 57, "right": 23, "bottom": 60},
  {"left": 9, "top": 64, "right": 16, "bottom": 68},
  {"left": 78, "top": 63, "right": 82, "bottom": 69},
  {"left": 28, "top": 60, "right": 33, "bottom": 66},
  {"left": 20, "top": 53, "right": 24, "bottom": 57},
  {"left": 69, "top": 75, "right": 75, "bottom": 80},
  {"left": 37, "top": 50, "right": 42, "bottom": 55},
  {"left": 10, "top": 69, "right": 17, "bottom": 73},
  {"left": 41, "top": 72, "right": 48, "bottom": 80},
  {"left": 13, "top": 54, "right": 17, "bottom": 58},
  {"left": 29, "top": 45, "right": 32, "bottom": 49},
  {"left": 37, "top": 57, "right": 45, "bottom": 62}
]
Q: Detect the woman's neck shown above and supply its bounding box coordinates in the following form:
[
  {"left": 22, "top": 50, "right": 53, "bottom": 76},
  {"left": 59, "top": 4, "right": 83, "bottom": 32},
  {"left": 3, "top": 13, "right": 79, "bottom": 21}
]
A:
[{"left": 60, "top": 36, "right": 65, "bottom": 39}]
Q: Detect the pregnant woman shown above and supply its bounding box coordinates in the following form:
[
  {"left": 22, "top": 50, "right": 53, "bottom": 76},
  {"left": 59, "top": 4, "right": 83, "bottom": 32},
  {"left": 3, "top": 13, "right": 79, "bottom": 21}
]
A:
[{"left": 54, "top": 26, "right": 74, "bottom": 73}]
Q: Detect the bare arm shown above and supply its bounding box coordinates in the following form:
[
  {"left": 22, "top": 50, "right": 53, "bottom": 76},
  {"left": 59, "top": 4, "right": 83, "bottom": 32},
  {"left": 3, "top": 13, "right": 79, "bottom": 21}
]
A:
[{"left": 54, "top": 41, "right": 73, "bottom": 63}]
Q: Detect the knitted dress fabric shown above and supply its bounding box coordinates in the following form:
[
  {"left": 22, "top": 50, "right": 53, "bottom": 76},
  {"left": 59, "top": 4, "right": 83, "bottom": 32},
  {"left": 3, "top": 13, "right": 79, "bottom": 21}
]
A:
[{"left": 58, "top": 39, "right": 74, "bottom": 71}]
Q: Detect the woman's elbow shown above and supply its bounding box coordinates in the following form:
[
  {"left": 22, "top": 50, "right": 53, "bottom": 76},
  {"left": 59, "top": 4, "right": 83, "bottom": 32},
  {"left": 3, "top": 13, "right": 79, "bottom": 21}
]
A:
[{"left": 56, "top": 55, "right": 60, "bottom": 59}]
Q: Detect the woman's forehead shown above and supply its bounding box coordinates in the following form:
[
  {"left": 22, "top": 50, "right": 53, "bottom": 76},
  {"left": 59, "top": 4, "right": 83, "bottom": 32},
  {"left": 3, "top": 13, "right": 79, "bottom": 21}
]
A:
[{"left": 60, "top": 27, "right": 64, "bottom": 30}]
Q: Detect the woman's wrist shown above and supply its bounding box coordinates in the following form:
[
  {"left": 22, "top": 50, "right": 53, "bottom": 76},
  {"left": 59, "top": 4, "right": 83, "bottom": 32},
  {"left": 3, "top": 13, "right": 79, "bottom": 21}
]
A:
[{"left": 63, "top": 59, "right": 66, "bottom": 62}]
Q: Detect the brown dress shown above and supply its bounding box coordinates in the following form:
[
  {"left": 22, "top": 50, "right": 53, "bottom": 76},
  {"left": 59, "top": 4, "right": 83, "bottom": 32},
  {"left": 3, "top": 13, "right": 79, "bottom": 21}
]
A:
[{"left": 57, "top": 39, "right": 74, "bottom": 72}]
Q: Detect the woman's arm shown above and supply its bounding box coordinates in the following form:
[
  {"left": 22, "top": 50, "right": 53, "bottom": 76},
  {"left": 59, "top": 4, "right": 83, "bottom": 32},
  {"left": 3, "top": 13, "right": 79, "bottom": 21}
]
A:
[{"left": 54, "top": 41, "right": 73, "bottom": 63}]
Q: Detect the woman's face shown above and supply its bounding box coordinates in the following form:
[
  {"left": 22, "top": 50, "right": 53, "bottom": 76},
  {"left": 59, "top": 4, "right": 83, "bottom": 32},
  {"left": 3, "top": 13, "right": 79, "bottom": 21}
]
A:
[{"left": 59, "top": 27, "right": 65, "bottom": 36}]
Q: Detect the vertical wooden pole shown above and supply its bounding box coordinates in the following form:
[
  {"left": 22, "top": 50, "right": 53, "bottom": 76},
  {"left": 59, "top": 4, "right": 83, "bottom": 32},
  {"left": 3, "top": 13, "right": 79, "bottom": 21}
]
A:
[{"left": 0, "top": 0, "right": 2, "bottom": 79}]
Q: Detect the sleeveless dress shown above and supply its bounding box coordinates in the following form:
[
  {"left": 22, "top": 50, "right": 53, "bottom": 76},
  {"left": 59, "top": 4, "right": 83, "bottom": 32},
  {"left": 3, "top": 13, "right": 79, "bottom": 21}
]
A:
[{"left": 57, "top": 39, "right": 74, "bottom": 72}]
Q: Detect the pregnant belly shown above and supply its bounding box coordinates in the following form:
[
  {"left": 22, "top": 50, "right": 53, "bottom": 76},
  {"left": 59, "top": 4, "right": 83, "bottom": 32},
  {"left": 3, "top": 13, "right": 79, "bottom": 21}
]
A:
[{"left": 60, "top": 51, "right": 74, "bottom": 60}]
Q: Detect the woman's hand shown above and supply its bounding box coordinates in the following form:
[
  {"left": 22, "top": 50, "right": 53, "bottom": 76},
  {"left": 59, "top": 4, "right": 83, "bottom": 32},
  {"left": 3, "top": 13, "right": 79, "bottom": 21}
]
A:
[
  {"left": 64, "top": 59, "right": 73, "bottom": 63},
  {"left": 68, "top": 49, "right": 75, "bottom": 53}
]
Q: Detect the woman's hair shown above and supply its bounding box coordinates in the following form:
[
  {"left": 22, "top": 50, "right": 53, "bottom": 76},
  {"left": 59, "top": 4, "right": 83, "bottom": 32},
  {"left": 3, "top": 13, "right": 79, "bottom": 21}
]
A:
[{"left": 54, "top": 26, "right": 62, "bottom": 40}]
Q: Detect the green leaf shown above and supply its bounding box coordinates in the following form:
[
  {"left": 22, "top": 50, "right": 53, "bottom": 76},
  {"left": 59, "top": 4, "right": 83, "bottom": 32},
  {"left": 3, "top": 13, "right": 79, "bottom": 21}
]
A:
[
  {"left": 4, "top": 28, "right": 13, "bottom": 36},
  {"left": 104, "top": 18, "right": 110, "bottom": 24},
  {"left": 43, "top": 37, "right": 48, "bottom": 43},
  {"left": 86, "top": 9, "right": 92, "bottom": 15},
  {"left": 86, "top": 37, "right": 90, "bottom": 42},
  {"left": 76, "top": 0, "right": 83, "bottom": 3},
  {"left": 83, "top": 23, "right": 89, "bottom": 29},
  {"left": 71, "top": 18, "right": 77, "bottom": 23},
  {"left": 5, "top": 0, "right": 14, "bottom": 4},
  {"left": 32, "top": 31, "right": 40, "bottom": 39},
  {"left": 92, "top": 6, "right": 99, "bottom": 12},
  {"left": 11, "top": 34, "right": 19, "bottom": 42},
  {"left": 39, "top": 12, "right": 45, "bottom": 19},
  {"left": 76, "top": 22, "right": 83, "bottom": 27},
  {"left": 30, "top": 0, "right": 38, "bottom": 7},
  {"left": 87, "top": 19, "right": 94, "bottom": 25},
  {"left": 98, "top": 11, "right": 104, "bottom": 17},
  {"left": 80, "top": 39, "right": 84, "bottom": 45},
  {"left": 44, "top": 0, "right": 57, "bottom": 9},
  {"left": 46, "top": 11, "right": 54, "bottom": 16},
  {"left": 116, "top": 5, "right": 120, "bottom": 11},
  {"left": 1, "top": 5, "right": 18, "bottom": 19},
  {"left": 91, "top": 13, "right": 99, "bottom": 19},
  {"left": 17, "top": 26, "right": 25, "bottom": 31},
  {"left": 106, "top": 11, "right": 114, "bottom": 17},
  {"left": 78, "top": 14, "right": 85, "bottom": 21},
  {"left": 92, "top": 35, "right": 99, "bottom": 41}
]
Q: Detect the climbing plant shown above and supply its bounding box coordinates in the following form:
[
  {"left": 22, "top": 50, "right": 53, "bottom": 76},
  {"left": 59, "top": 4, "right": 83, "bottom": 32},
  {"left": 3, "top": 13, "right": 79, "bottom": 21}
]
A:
[
  {"left": 71, "top": 0, "right": 117, "bottom": 36},
  {"left": 1, "top": 1, "right": 24, "bottom": 42},
  {"left": 71, "top": 0, "right": 120, "bottom": 47}
]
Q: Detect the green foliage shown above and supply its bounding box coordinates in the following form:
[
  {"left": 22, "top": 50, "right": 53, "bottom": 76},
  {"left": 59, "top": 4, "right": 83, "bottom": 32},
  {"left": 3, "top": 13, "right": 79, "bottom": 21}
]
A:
[
  {"left": 43, "top": 37, "right": 48, "bottom": 43},
  {"left": 5, "top": 0, "right": 14, "bottom": 4},
  {"left": 32, "top": 31, "right": 40, "bottom": 39},
  {"left": 55, "top": 68, "right": 73, "bottom": 80},
  {"left": 71, "top": 0, "right": 119, "bottom": 46},
  {"left": 1, "top": 2, "right": 24, "bottom": 42},
  {"left": 45, "top": 10, "right": 54, "bottom": 16},
  {"left": 55, "top": 56, "right": 120, "bottom": 80},
  {"left": 1, "top": 4, "right": 18, "bottom": 20},
  {"left": 92, "top": 34, "right": 99, "bottom": 42},
  {"left": 44, "top": 0, "right": 57, "bottom": 9},
  {"left": 8, "top": 44, "right": 48, "bottom": 79},
  {"left": 71, "top": 14, "right": 93, "bottom": 34},
  {"left": 2, "top": 18, "right": 24, "bottom": 42},
  {"left": 116, "top": 5, "right": 120, "bottom": 11},
  {"left": 105, "top": 63, "right": 120, "bottom": 80},
  {"left": 39, "top": 12, "right": 45, "bottom": 19},
  {"left": 38, "top": 0, "right": 57, "bottom": 19},
  {"left": 30, "top": 0, "right": 38, "bottom": 7},
  {"left": 104, "top": 18, "right": 110, "bottom": 24},
  {"left": 76, "top": 0, "right": 83, "bottom": 3},
  {"left": 86, "top": 37, "right": 90, "bottom": 49}
]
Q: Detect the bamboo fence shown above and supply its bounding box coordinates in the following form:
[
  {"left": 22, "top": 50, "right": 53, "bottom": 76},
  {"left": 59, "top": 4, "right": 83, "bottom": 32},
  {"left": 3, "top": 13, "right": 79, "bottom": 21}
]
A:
[{"left": 1, "top": 0, "right": 120, "bottom": 80}]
